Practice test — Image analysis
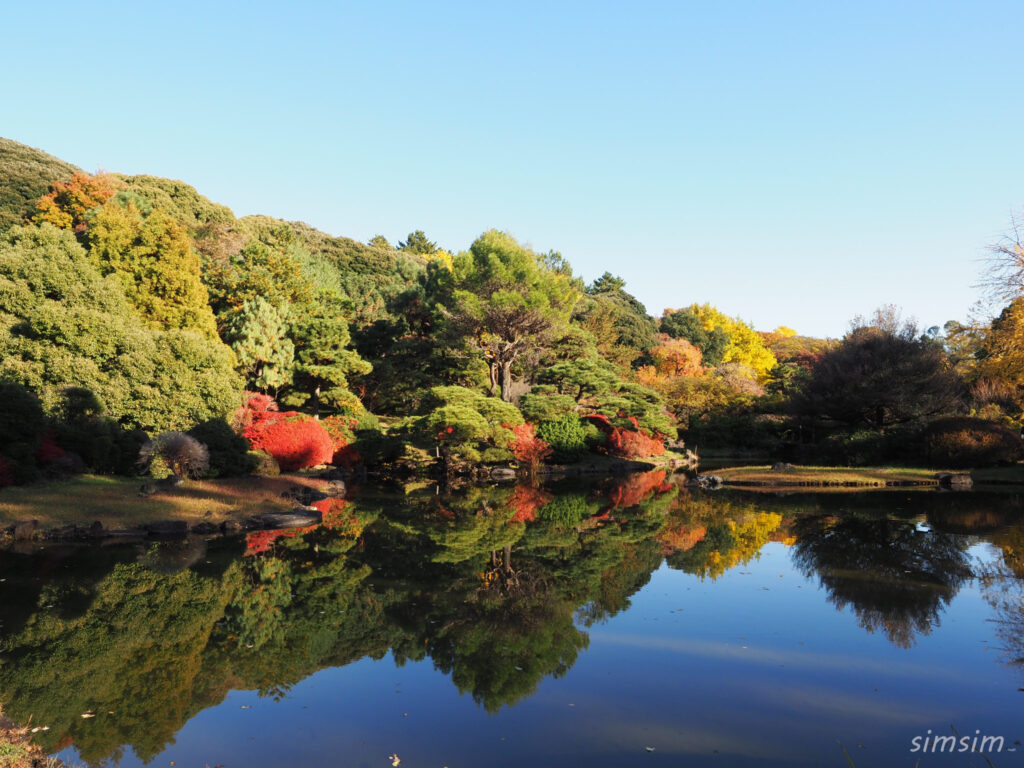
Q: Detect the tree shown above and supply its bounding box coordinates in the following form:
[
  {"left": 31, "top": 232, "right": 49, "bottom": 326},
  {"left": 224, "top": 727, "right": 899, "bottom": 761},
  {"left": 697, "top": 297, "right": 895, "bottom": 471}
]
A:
[
  {"left": 660, "top": 307, "right": 729, "bottom": 366},
  {"left": 289, "top": 291, "right": 372, "bottom": 416},
  {"left": 32, "top": 171, "right": 120, "bottom": 233},
  {"left": 575, "top": 276, "right": 659, "bottom": 370},
  {"left": 367, "top": 235, "right": 391, "bottom": 249},
  {"left": 663, "top": 304, "right": 776, "bottom": 379},
  {"left": 398, "top": 230, "right": 439, "bottom": 255},
  {"left": 446, "top": 230, "right": 579, "bottom": 401},
  {"left": 793, "top": 314, "right": 961, "bottom": 430},
  {"left": 980, "top": 211, "right": 1024, "bottom": 303},
  {"left": 0, "top": 224, "right": 241, "bottom": 432},
  {"left": 85, "top": 197, "right": 219, "bottom": 337},
  {"left": 977, "top": 298, "right": 1024, "bottom": 416},
  {"left": 402, "top": 385, "right": 525, "bottom": 464},
  {"left": 224, "top": 298, "right": 294, "bottom": 391}
]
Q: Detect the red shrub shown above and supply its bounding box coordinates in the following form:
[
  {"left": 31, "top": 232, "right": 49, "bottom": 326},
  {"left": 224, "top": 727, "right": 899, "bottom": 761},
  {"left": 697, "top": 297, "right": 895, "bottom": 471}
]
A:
[
  {"left": 240, "top": 394, "right": 334, "bottom": 471},
  {"left": 38, "top": 431, "right": 66, "bottom": 464},
  {"left": 509, "top": 423, "right": 552, "bottom": 474},
  {"left": 607, "top": 427, "right": 666, "bottom": 458}
]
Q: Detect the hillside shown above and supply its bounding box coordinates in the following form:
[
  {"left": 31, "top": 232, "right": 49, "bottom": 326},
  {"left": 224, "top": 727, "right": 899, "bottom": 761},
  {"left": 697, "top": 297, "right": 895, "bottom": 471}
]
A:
[
  {"left": 0, "top": 138, "right": 80, "bottom": 232},
  {"left": 0, "top": 137, "right": 424, "bottom": 323}
]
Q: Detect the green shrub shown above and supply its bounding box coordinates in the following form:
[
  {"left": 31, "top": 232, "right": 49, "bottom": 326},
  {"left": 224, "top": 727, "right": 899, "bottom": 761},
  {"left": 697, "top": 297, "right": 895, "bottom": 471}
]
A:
[
  {"left": 538, "top": 493, "right": 600, "bottom": 526},
  {"left": 536, "top": 415, "right": 589, "bottom": 462},
  {"left": 188, "top": 419, "right": 255, "bottom": 477},
  {"left": 923, "top": 417, "right": 1023, "bottom": 468},
  {"left": 249, "top": 450, "right": 280, "bottom": 476}
]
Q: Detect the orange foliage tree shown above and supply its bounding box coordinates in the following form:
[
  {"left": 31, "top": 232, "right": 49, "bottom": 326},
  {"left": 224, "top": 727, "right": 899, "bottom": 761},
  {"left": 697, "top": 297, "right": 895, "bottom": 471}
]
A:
[
  {"left": 509, "top": 422, "right": 553, "bottom": 476},
  {"left": 33, "top": 171, "right": 120, "bottom": 233}
]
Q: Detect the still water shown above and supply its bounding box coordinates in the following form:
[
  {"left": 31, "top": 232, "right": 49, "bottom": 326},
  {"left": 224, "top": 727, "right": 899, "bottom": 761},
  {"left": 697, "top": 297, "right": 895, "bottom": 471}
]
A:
[{"left": 2, "top": 472, "right": 1024, "bottom": 767}]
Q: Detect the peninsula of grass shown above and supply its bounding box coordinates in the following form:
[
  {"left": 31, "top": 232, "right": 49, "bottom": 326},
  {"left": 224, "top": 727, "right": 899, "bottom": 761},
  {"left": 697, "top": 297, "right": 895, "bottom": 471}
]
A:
[
  {"left": 0, "top": 474, "right": 324, "bottom": 529},
  {"left": 713, "top": 465, "right": 945, "bottom": 488}
]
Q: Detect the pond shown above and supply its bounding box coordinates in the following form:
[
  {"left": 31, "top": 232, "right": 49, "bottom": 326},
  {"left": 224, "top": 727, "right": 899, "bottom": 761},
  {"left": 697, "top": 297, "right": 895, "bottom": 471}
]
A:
[{"left": 2, "top": 472, "right": 1024, "bottom": 767}]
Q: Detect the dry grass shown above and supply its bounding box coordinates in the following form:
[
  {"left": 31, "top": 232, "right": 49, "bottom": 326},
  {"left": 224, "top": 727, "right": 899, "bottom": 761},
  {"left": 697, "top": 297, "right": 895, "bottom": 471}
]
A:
[
  {"left": 0, "top": 474, "right": 329, "bottom": 528},
  {"left": 0, "top": 707, "right": 64, "bottom": 768},
  {"left": 714, "top": 465, "right": 942, "bottom": 487}
]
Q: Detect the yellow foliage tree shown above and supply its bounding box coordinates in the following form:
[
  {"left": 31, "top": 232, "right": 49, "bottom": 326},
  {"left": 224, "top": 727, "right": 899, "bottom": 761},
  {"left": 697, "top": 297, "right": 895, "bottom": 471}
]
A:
[
  {"left": 687, "top": 303, "right": 777, "bottom": 380},
  {"left": 86, "top": 199, "right": 219, "bottom": 338}
]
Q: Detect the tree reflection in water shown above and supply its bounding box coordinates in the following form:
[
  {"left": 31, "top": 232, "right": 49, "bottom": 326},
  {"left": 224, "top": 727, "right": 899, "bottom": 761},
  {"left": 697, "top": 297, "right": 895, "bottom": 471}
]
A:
[
  {"left": 791, "top": 515, "right": 972, "bottom": 648},
  {"left": 2, "top": 480, "right": 1022, "bottom": 765}
]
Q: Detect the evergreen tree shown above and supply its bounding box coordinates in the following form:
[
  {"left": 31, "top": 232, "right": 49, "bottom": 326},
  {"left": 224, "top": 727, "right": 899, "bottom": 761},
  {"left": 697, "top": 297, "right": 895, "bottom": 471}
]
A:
[
  {"left": 225, "top": 297, "right": 294, "bottom": 391},
  {"left": 289, "top": 291, "right": 372, "bottom": 415}
]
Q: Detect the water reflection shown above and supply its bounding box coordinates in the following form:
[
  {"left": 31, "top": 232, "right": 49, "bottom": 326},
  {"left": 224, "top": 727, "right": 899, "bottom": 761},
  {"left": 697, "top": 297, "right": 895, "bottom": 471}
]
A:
[
  {"left": 0, "top": 476, "right": 1023, "bottom": 765},
  {"left": 791, "top": 515, "right": 972, "bottom": 648}
]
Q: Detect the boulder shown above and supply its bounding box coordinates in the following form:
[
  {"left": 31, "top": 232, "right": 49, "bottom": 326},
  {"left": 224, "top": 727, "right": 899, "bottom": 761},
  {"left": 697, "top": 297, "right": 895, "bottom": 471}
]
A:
[
  {"left": 771, "top": 462, "right": 795, "bottom": 471},
  {"left": 936, "top": 473, "right": 973, "bottom": 490},
  {"left": 280, "top": 485, "right": 329, "bottom": 506},
  {"left": 144, "top": 520, "right": 188, "bottom": 538},
  {"left": 490, "top": 467, "right": 518, "bottom": 481},
  {"left": 9, "top": 520, "right": 37, "bottom": 541},
  {"left": 244, "top": 510, "right": 322, "bottom": 530}
]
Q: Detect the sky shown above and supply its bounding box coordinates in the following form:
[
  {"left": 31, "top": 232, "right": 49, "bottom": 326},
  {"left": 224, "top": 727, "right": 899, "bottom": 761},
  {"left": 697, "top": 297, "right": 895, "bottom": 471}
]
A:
[{"left": 2, "top": 0, "right": 1021, "bottom": 337}]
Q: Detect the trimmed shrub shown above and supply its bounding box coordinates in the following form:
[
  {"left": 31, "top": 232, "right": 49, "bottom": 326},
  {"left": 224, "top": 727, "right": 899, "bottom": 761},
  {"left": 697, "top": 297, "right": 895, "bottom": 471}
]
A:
[
  {"left": 923, "top": 417, "right": 1023, "bottom": 468},
  {"left": 536, "top": 415, "right": 589, "bottom": 462},
  {"left": 139, "top": 431, "right": 210, "bottom": 479},
  {"left": 239, "top": 394, "right": 334, "bottom": 471},
  {"left": 249, "top": 450, "right": 280, "bottom": 476},
  {"left": 188, "top": 418, "right": 255, "bottom": 477}
]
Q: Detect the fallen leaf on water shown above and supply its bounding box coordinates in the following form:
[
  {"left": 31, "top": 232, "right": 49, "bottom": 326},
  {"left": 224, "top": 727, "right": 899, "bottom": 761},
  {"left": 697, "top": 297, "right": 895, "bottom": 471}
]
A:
[
  {"left": 645, "top": 746, "right": 655, "bottom": 752},
  {"left": 388, "top": 753, "right": 401, "bottom": 766},
  {"left": 240, "top": 705, "right": 251, "bottom": 709},
  {"left": 81, "top": 713, "right": 95, "bottom": 719}
]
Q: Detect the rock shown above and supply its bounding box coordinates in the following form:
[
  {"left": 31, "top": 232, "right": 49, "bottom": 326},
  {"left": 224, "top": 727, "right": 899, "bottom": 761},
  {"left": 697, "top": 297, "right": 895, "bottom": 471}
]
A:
[
  {"left": 190, "top": 521, "right": 220, "bottom": 535},
  {"left": 155, "top": 475, "right": 184, "bottom": 491},
  {"left": 144, "top": 520, "right": 189, "bottom": 538},
  {"left": 490, "top": 467, "right": 518, "bottom": 481},
  {"left": 280, "top": 485, "right": 329, "bottom": 506},
  {"left": 10, "top": 520, "right": 37, "bottom": 541},
  {"left": 771, "top": 462, "right": 795, "bottom": 471},
  {"left": 937, "top": 473, "right": 973, "bottom": 490},
  {"left": 220, "top": 519, "right": 244, "bottom": 534},
  {"left": 688, "top": 474, "right": 723, "bottom": 489},
  {"left": 326, "top": 480, "right": 346, "bottom": 497},
  {"left": 244, "top": 510, "right": 322, "bottom": 530}
]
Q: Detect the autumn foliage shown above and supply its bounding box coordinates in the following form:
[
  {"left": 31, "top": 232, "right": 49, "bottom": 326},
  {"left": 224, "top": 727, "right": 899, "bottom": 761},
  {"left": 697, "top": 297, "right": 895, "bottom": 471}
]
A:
[
  {"left": 33, "top": 171, "right": 120, "bottom": 233},
  {"left": 238, "top": 393, "right": 334, "bottom": 471},
  {"left": 509, "top": 422, "right": 553, "bottom": 473},
  {"left": 607, "top": 470, "right": 673, "bottom": 508},
  {"left": 508, "top": 484, "right": 552, "bottom": 523}
]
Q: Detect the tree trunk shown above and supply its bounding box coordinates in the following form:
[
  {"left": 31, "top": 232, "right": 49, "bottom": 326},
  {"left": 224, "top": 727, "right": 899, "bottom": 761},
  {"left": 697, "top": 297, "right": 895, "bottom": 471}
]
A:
[
  {"left": 500, "top": 360, "right": 514, "bottom": 402},
  {"left": 488, "top": 362, "right": 500, "bottom": 397}
]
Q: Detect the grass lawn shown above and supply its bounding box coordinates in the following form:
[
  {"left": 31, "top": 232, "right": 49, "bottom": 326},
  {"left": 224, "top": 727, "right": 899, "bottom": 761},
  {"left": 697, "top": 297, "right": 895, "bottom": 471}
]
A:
[
  {"left": 713, "top": 465, "right": 944, "bottom": 487},
  {"left": 0, "top": 474, "right": 326, "bottom": 529}
]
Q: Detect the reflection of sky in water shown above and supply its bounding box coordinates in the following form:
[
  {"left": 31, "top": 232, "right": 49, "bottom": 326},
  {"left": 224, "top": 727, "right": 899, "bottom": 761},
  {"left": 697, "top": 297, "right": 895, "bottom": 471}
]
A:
[{"left": 18, "top": 493, "right": 1020, "bottom": 768}]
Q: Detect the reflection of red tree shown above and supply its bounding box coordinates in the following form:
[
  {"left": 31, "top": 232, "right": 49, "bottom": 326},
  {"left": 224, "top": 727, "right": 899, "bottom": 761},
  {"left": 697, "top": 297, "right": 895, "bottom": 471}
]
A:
[
  {"left": 311, "top": 497, "right": 363, "bottom": 535},
  {"left": 244, "top": 526, "right": 318, "bottom": 556},
  {"left": 509, "top": 485, "right": 552, "bottom": 523},
  {"left": 608, "top": 470, "right": 673, "bottom": 508},
  {"left": 659, "top": 525, "right": 707, "bottom": 553},
  {"left": 0, "top": 456, "right": 13, "bottom": 488}
]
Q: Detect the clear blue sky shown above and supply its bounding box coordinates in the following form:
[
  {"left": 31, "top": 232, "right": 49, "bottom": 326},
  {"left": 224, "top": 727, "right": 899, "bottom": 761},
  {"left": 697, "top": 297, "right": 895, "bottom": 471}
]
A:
[{"left": 2, "top": 0, "right": 1021, "bottom": 337}]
